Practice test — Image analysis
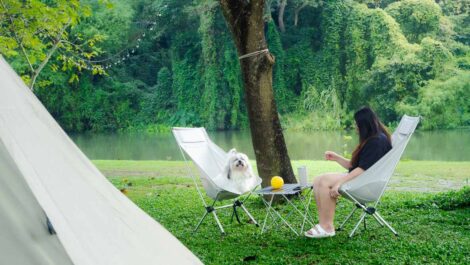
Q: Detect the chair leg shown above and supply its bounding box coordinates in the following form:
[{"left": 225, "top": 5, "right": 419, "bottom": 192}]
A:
[
  {"left": 240, "top": 203, "right": 259, "bottom": 227},
  {"left": 231, "top": 201, "right": 242, "bottom": 224},
  {"left": 194, "top": 211, "right": 209, "bottom": 233},
  {"left": 374, "top": 212, "right": 398, "bottom": 236},
  {"left": 341, "top": 190, "right": 399, "bottom": 237},
  {"left": 230, "top": 199, "right": 259, "bottom": 227},
  {"left": 338, "top": 206, "right": 358, "bottom": 231},
  {"left": 349, "top": 212, "right": 366, "bottom": 238},
  {"left": 371, "top": 212, "right": 385, "bottom": 227},
  {"left": 212, "top": 211, "right": 226, "bottom": 235},
  {"left": 195, "top": 194, "right": 226, "bottom": 234}
]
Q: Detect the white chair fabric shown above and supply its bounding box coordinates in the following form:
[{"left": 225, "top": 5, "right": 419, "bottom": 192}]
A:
[
  {"left": 337, "top": 115, "right": 420, "bottom": 237},
  {"left": 173, "top": 127, "right": 262, "bottom": 200},
  {"left": 340, "top": 115, "right": 420, "bottom": 204}
]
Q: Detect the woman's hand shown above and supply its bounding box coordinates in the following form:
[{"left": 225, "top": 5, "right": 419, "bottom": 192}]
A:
[
  {"left": 329, "top": 183, "right": 341, "bottom": 199},
  {"left": 325, "top": 151, "right": 352, "bottom": 170},
  {"left": 325, "top": 151, "right": 339, "bottom": 161}
]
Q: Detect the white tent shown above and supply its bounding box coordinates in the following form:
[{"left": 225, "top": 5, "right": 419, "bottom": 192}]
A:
[{"left": 0, "top": 56, "right": 202, "bottom": 265}]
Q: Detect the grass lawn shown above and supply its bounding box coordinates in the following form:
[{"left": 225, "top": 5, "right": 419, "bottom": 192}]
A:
[
  {"left": 99, "top": 160, "right": 470, "bottom": 264},
  {"left": 95, "top": 160, "right": 470, "bottom": 192}
]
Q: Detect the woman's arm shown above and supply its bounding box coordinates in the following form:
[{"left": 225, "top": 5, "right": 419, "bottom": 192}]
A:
[
  {"left": 329, "top": 167, "right": 365, "bottom": 199},
  {"left": 325, "top": 151, "right": 351, "bottom": 170}
]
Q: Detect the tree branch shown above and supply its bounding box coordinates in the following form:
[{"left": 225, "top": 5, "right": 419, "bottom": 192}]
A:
[
  {"left": 29, "top": 21, "right": 70, "bottom": 90},
  {"left": 0, "top": 0, "right": 34, "bottom": 73}
]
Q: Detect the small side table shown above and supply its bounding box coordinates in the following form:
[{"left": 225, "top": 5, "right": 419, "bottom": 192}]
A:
[{"left": 255, "top": 184, "right": 315, "bottom": 236}]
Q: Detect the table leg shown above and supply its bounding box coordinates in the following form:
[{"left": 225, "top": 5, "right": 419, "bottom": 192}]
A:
[
  {"left": 260, "top": 194, "right": 274, "bottom": 234},
  {"left": 300, "top": 188, "right": 314, "bottom": 233}
]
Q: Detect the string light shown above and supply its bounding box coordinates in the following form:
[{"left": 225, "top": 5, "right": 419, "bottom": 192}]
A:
[{"left": 65, "top": 7, "right": 168, "bottom": 71}]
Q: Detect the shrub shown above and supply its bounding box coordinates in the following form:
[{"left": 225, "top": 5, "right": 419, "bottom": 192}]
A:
[
  {"left": 405, "top": 186, "right": 470, "bottom": 210},
  {"left": 386, "top": 0, "right": 442, "bottom": 43}
]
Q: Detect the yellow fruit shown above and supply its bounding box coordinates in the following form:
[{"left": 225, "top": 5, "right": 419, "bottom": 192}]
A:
[{"left": 271, "top": 176, "right": 284, "bottom": 189}]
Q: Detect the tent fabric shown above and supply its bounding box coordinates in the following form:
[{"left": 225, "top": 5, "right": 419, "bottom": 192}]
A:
[
  {"left": 340, "top": 115, "right": 420, "bottom": 204},
  {"left": 173, "top": 127, "right": 262, "bottom": 200},
  {"left": 0, "top": 139, "right": 74, "bottom": 265},
  {"left": 0, "top": 56, "right": 202, "bottom": 265}
]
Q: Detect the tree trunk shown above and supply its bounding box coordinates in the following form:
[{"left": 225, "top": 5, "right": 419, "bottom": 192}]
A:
[
  {"left": 278, "top": 0, "right": 287, "bottom": 33},
  {"left": 294, "top": 10, "right": 299, "bottom": 27},
  {"left": 264, "top": 0, "right": 274, "bottom": 21},
  {"left": 219, "top": 0, "right": 296, "bottom": 187},
  {"left": 294, "top": 3, "right": 307, "bottom": 27}
]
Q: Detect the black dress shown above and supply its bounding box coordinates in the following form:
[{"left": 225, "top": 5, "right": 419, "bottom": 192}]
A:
[{"left": 350, "top": 133, "right": 392, "bottom": 172}]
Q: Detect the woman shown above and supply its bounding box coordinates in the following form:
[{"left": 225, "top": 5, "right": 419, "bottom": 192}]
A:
[{"left": 305, "top": 107, "right": 392, "bottom": 238}]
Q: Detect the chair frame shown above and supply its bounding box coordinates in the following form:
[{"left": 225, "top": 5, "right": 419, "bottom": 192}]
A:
[
  {"left": 337, "top": 115, "right": 419, "bottom": 238},
  {"left": 338, "top": 164, "right": 400, "bottom": 237},
  {"left": 337, "top": 190, "right": 398, "bottom": 238},
  {"left": 176, "top": 139, "right": 259, "bottom": 235}
]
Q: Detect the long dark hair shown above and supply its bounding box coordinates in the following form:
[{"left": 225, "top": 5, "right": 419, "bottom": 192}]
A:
[{"left": 350, "top": 107, "right": 391, "bottom": 167}]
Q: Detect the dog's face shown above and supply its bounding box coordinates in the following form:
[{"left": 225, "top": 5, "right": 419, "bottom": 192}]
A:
[
  {"left": 229, "top": 149, "right": 250, "bottom": 171},
  {"left": 226, "top": 149, "right": 254, "bottom": 181},
  {"left": 228, "top": 149, "right": 249, "bottom": 172}
]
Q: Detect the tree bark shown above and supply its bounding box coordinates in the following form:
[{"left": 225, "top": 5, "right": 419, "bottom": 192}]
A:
[
  {"left": 278, "top": 0, "right": 287, "bottom": 33},
  {"left": 219, "top": 0, "right": 296, "bottom": 187}
]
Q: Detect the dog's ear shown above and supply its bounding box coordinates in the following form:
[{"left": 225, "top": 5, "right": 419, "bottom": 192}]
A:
[
  {"left": 227, "top": 166, "right": 231, "bottom": 179},
  {"left": 222, "top": 158, "right": 231, "bottom": 179},
  {"left": 229, "top": 148, "right": 237, "bottom": 154},
  {"left": 241, "top": 153, "right": 249, "bottom": 161}
]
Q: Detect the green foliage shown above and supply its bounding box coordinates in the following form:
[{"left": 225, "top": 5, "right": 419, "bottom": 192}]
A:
[
  {"left": 397, "top": 70, "right": 470, "bottom": 129},
  {"left": 198, "top": 4, "right": 218, "bottom": 130},
  {"left": 5, "top": 0, "right": 469, "bottom": 132},
  {"left": 266, "top": 21, "right": 295, "bottom": 112},
  {"left": 449, "top": 13, "right": 470, "bottom": 45},
  {"left": 418, "top": 37, "right": 453, "bottom": 75},
  {"left": 300, "top": 84, "right": 343, "bottom": 129},
  {"left": 436, "top": 0, "right": 469, "bottom": 16},
  {"left": 363, "top": 55, "right": 428, "bottom": 123},
  {"left": 0, "top": 0, "right": 105, "bottom": 89},
  {"left": 403, "top": 186, "right": 470, "bottom": 210},
  {"left": 222, "top": 42, "right": 247, "bottom": 129},
  {"left": 155, "top": 67, "right": 173, "bottom": 109},
  {"left": 386, "top": 0, "right": 442, "bottom": 43}
]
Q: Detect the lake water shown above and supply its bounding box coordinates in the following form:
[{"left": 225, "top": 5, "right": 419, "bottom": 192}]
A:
[{"left": 70, "top": 129, "right": 470, "bottom": 161}]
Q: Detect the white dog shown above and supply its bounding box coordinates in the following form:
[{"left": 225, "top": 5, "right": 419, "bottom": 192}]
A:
[{"left": 224, "top": 148, "right": 255, "bottom": 192}]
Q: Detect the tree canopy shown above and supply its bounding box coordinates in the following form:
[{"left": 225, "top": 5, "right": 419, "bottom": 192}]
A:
[
  {"left": 0, "top": 0, "right": 106, "bottom": 90},
  {"left": 1, "top": 0, "right": 469, "bottom": 132}
]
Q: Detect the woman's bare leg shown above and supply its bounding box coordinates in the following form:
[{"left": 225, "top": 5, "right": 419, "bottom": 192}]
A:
[{"left": 313, "top": 173, "right": 346, "bottom": 232}]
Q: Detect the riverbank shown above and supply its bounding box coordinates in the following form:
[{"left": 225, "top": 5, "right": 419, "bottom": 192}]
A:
[
  {"left": 93, "top": 160, "right": 470, "bottom": 192},
  {"left": 73, "top": 129, "right": 470, "bottom": 161}
]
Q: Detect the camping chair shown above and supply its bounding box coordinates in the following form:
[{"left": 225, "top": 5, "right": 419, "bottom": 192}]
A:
[
  {"left": 172, "top": 127, "right": 262, "bottom": 234},
  {"left": 338, "top": 115, "right": 420, "bottom": 237}
]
